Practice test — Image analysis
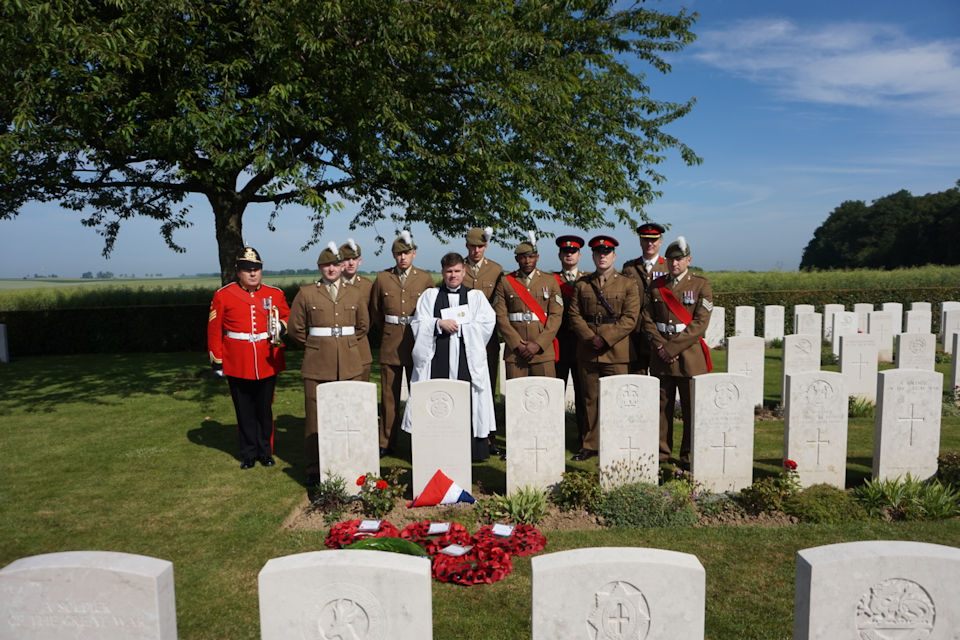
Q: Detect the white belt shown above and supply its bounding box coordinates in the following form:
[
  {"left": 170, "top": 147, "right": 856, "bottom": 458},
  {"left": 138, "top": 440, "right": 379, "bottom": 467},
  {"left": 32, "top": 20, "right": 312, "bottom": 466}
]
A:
[
  {"left": 308, "top": 326, "right": 356, "bottom": 337},
  {"left": 384, "top": 315, "right": 413, "bottom": 325},
  {"left": 508, "top": 311, "right": 541, "bottom": 322},
  {"left": 226, "top": 331, "right": 269, "bottom": 342},
  {"left": 656, "top": 322, "right": 686, "bottom": 334}
]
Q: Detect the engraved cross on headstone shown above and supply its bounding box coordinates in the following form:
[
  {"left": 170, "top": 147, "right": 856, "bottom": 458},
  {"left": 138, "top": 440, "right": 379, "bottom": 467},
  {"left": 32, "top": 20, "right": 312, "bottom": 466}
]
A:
[
  {"left": 805, "top": 428, "right": 831, "bottom": 465},
  {"left": 710, "top": 431, "right": 737, "bottom": 473},
  {"left": 737, "top": 362, "right": 753, "bottom": 377},
  {"left": 333, "top": 421, "right": 363, "bottom": 457},
  {"left": 853, "top": 353, "right": 870, "bottom": 379},
  {"left": 619, "top": 436, "right": 643, "bottom": 464},
  {"left": 525, "top": 436, "right": 548, "bottom": 472},
  {"left": 897, "top": 404, "right": 925, "bottom": 447},
  {"left": 608, "top": 602, "right": 632, "bottom": 635}
]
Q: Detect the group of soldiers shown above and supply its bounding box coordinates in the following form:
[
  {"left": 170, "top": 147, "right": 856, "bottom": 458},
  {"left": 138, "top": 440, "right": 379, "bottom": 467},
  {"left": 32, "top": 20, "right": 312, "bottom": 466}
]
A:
[{"left": 207, "top": 223, "right": 713, "bottom": 486}]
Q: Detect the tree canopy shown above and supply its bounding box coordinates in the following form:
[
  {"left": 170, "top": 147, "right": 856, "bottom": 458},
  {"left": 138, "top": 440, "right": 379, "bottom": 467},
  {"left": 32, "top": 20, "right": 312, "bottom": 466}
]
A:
[
  {"left": 800, "top": 181, "right": 960, "bottom": 270},
  {"left": 1, "top": 0, "right": 700, "bottom": 283}
]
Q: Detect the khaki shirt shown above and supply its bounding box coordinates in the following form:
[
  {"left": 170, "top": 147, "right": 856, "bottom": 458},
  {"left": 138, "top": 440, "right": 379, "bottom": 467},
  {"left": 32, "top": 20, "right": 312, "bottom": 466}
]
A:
[{"left": 493, "top": 268, "right": 564, "bottom": 364}]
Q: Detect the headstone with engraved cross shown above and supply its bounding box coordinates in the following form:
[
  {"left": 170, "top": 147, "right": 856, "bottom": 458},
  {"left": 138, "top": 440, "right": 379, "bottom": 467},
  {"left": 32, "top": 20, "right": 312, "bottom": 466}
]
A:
[
  {"left": 905, "top": 308, "right": 932, "bottom": 334},
  {"left": 734, "top": 305, "right": 755, "bottom": 337},
  {"left": 726, "top": 335, "right": 764, "bottom": 408},
  {"left": 316, "top": 381, "right": 379, "bottom": 495},
  {"left": 691, "top": 373, "right": 754, "bottom": 492},
  {"left": 598, "top": 374, "right": 659, "bottom": 488},
  {"left": 839, "top": 334, "right": 878, "bottom": 403},
  {"left": 763, "top": 305, "right": 784, "bottom": 343},
  {"left": 704, "top": 306, "right": 725, "bottom": 348},
  {"left": 830, "top": 311, "right": 858, "bottom": 357},
  {"left": 867, "top": 310, "right": 894, "bottom": 363},
  {"left": 505, "top": 376, "right": 565, "bottom": 495},
  {"left": 873, "top": 369, "right": 943, "bottom": 481},
  {"left": 784, "top": 371, "right": 848, "bottom": 488},
  {"left": 795, "top": 312, "right": 822, "bottom": 338},
  {"left": 781, "top": 333, "right": 823, "bottom": 408},
  {"left": 880, "top": 301, "right": 903, "bottom": 335}
]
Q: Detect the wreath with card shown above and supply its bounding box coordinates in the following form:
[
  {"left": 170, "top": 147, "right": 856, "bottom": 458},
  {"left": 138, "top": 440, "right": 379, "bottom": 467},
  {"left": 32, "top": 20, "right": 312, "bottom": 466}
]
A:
[
  {"left": 471, "top": 524, "right": 546, "bottom": 557},
  {"left": 324, "top": 519, "right": 400, "bottom": 549},
  {"left": 431, "top": 545, "right": 513, "bottom": 586},
  {"left": 400, "top": 521, "right": 472, "bottom": 556}
]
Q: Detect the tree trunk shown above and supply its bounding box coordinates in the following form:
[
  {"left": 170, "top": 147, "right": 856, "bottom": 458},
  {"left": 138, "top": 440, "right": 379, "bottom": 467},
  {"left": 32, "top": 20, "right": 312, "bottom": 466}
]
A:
[{"left": 210, "top": 192, "right": 246, "bottom": 286}]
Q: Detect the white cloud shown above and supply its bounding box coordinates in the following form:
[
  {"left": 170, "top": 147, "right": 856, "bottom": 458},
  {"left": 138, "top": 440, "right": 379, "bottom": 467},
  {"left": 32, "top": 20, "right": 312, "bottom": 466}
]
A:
[{"left": 693, "top": 19, "right": 960, "bottom": 116}]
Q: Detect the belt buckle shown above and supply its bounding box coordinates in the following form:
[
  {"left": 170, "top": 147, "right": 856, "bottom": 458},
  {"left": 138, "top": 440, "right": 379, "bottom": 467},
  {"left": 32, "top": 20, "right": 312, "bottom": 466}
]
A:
[
  {"left": 594, "top": 313, "right": 602, "bottom": 324},
  {"left": 331, "top": 326, "right": 342, "bottom": 337},
  {"left": 400, "top": 316, "right": 409, "bottom": 325},
  {"left": 522, "top": 311, "right": 533, "bottom": 321},
  {"left": 247, "top": 333, "right": 257, "bottom": 342}
]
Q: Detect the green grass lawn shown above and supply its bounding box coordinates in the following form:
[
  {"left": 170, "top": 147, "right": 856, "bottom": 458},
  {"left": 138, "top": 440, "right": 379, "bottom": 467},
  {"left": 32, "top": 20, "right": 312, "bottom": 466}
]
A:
[{"left": 1, "top": 350, "right": 958, "bottom": 639}]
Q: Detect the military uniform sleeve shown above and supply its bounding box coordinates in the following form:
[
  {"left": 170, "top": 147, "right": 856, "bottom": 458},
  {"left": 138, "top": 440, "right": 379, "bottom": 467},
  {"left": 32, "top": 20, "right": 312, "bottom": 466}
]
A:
[
  {"left": 534, "top": 276, "right": 564, "bottom": 352},
  {"left": 355, "top": 291, "right": 370, "bottom": 339},
  {"left": 493, "top": 276, "right": 522, "bottom": 352},
  {"left": 206, "top": 290, "right": 225, "bottom": 365},
  {"left": 567, "top": 280, "right": 594, "bottom": 341},
  {"left": 287, "top": 288, "right": 308, "bottom": 347},
  {"left": 640, "top": 286, "right": 665, "bottom": 351},
  {"left": 662, "top": 277, "right": 713, "bottom": 359},
  {"left": 369, "top": 274, "right": 385, "bottom": 330}
]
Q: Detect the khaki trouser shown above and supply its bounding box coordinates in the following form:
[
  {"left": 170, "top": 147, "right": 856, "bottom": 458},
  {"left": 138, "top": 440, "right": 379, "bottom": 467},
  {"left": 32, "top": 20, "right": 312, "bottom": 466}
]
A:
[
  {"left": 504, "top": 359, "right": 555, "bottom": 379},
  {"left": 578, "top": 360, "right": 628, "bottom": 451},
  {"left": 658, "top": 375, "right": 693, "bottom": 463},
  {"left": 379, "top": 362, "right": 413, "bottom": 449}
]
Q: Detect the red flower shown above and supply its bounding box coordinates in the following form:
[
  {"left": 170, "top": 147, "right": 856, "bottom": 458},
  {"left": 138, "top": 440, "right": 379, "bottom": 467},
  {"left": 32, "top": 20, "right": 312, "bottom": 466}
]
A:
[
  {"left": 376, "top": 480, "right": 388, "bottom": 490},
  {"left": 783, "top": 459, "right": 798, "bottom": 471},
  {"left": 356, "top": 475, "right": 367, "bottom": 486}
]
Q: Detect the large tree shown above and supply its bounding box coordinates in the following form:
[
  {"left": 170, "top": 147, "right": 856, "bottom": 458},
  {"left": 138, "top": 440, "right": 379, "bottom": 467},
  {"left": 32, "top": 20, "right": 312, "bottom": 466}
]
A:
[{"left": 1, "top": 0, "right": 700, "bottom": 283}]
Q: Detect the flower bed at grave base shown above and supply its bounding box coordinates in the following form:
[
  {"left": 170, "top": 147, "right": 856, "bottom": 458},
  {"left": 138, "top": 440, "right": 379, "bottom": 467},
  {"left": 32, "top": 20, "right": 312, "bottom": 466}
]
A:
[{"left": 325, "top": 519, "right": 547, "bottom": 586}]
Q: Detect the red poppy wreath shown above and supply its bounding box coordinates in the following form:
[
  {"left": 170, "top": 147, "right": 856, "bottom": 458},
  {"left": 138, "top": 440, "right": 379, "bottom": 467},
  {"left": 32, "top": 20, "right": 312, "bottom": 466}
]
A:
[
  {"left": 431, "top": 545, "right": 513, "bottom": 586},
  {"left": 400, "top": 521, "right": 472, "bottom": 556},
  {"left": 471, "top": 524, "right": 546, "bottom": 557},
  {"left": 324, "top": 519, "right": 400, "bottom": 549}
]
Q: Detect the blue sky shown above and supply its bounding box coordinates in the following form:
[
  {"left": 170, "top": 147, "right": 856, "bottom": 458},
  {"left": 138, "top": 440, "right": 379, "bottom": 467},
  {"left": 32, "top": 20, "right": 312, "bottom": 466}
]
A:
[{"left": 2, "top": 0, "right": 959, "bottom": 278}]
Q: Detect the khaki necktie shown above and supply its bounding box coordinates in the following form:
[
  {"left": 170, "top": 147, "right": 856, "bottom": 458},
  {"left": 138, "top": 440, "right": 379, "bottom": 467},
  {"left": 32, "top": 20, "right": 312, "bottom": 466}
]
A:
[
  {"left": 327, "top": 282, "right": 338, "bottom": 301},
  {"left": 399, "top": 270, "right": 407, "bottom": 286}
]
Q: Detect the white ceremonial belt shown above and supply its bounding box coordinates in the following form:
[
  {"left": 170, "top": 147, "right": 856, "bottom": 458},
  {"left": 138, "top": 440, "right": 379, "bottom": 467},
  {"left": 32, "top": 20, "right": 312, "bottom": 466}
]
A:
[
  {"left": 226, "top": 331, "right": 270, "bottom": 342},
  {"left": 308, "top": 326, "right": 356, "bottom": 337},
  {"left": 384, "top": 315, "right": 413, "bottom": 325},
  {"left": 508, "top": 311, "right": 541, "bottom": 322},
  {"left": 656, "top": 322, "right": 686, "bottom": 334}
]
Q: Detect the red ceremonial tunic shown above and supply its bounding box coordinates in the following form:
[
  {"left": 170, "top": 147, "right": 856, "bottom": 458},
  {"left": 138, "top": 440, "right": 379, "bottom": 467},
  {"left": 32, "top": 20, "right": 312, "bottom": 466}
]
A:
[{"left": 207, "top": 282, "right": 290, "bottom": 380}]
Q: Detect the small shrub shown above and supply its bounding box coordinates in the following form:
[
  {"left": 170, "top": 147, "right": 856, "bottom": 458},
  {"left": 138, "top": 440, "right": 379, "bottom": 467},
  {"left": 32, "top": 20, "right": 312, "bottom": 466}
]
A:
[
  {"left": 781, "top": 484, "right": 867, "bottom": 524},
  {"left": 937, "top": 452, "right": 960, "bottom": 488},
  {"left": 854, "top": 475, "right": 960, "bottom": 521},
  {"left": 310, "top": 473, "right": 350, "bottom": 525},
  {"left": 552, "top": 470, "right": 603, "bottom": 513},
  {"left": 737, "top": 459, "right": 801, "bottom": 514},
  {"left": 477, "top": 486, "right": 549, "bottom": 525},
  {"left": 768, "top": 338, "right": 784, "bottom": 348},
  {"left": 942, "top": 390, "right": 960, "bottom": 418},
  {"left": 355, "top": 468, "right": 407, "bottom": 518},
  {"left": 848, "top": 396, "right": 875, "bottom": 418},
  {"left": 696, "top": 491, "right": 743, "bottom": 518},
  {"left": 599, "top": 456, "right": 657, "bottom": 489},
  {"left": 597, "top": 482, "right": 698, "bottom": 528}
]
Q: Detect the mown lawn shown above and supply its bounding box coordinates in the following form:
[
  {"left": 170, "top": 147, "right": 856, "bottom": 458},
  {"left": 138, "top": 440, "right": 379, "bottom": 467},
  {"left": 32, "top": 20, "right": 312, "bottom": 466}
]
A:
[{"left": 0, "top": 350, "right": 958, "bottom": 639}]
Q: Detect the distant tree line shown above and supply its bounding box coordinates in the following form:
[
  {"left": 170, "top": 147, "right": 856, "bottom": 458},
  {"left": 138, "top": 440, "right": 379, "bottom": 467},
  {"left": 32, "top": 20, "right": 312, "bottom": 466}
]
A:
[{"left": 800, "top": 181, "right": 960, "bottom": 270}]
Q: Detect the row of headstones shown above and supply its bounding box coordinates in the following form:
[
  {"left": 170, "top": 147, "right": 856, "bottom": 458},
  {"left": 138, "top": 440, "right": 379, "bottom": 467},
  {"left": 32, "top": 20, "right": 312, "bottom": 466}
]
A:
[
  {"left": 706, "top": 301, "right": 960, "bottom": 355},
  {"left": 4, "top": 542, "right": 959, "bottom": 639},
  {"left": 319, "top": 367, "right": 944, "bottom": 499}
]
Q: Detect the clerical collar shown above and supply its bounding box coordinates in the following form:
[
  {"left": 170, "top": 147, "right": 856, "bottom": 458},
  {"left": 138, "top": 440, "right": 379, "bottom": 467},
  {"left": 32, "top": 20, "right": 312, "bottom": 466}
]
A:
[{"left": 444, "top": 285, "right": 462, "bottom": 293}]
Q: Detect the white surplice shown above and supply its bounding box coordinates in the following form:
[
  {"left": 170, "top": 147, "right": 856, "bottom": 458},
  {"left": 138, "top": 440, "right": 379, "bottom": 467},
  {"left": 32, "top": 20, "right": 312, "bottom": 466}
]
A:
[{"left": 401, "top": 286, "right": 497, "bottom": 437}]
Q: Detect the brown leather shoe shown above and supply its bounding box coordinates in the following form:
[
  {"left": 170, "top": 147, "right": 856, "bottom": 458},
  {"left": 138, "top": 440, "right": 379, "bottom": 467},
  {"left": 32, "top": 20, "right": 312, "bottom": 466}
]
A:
[{"left": 572, "top": 448, "right": 598, "bottom": 461}]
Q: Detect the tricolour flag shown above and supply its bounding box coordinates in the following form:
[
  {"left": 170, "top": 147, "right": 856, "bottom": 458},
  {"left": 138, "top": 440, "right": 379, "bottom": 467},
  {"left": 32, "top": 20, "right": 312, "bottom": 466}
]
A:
[{"left": 407, "top": 469, "right": 476, "bottom": 507}]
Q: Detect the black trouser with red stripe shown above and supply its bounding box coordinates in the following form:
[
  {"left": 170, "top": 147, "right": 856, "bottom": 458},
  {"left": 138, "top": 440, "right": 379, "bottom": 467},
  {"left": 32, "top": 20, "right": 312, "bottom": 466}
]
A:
[{"left": 228, "top": 375, "right": 276, "bottom": 461}]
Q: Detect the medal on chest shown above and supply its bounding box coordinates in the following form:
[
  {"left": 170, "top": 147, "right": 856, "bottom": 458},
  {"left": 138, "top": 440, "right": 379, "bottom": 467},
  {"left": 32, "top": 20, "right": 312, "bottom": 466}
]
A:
[{"left": 683, "top": 289, "right": 695, "bottom": 305}]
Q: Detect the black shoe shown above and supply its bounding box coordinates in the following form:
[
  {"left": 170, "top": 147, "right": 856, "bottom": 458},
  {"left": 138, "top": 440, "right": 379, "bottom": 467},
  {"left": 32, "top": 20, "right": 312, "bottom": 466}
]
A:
[
  {"left": 379, "top": 447, "right": 394, "bottom": 459},
  {"left": 259, "top": 456, "right": 275, "bottom": 467},
  {"left": 488, "top": 442, "right": 502, "bottom": 456},
  {"left": 305, "top": 473, "right": 321, "bottom": 487},
  {"left": 240, "top": 458, "right": 256, "bottom": 470},
  {"left": 572, "top": 448, "right": 598, "bottom": 461}
]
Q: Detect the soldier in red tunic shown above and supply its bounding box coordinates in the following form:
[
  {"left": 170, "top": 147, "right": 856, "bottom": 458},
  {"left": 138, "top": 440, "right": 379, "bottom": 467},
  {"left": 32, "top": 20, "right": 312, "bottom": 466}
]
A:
[{"left": 207, "top": 247, "right": 290, "bottom": 470}]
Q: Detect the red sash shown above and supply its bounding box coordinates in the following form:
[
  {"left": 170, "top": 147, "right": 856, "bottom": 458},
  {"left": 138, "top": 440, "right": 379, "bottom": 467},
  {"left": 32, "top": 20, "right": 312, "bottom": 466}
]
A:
[
  {"left": 553, "top": 272, "right": 575, "bottom": 298},
  {"left": 506, "top": 274, "right": 559, "bottom": 362},
  {"left": 655, "top": 279, "right": 712, "bottom": 372}
]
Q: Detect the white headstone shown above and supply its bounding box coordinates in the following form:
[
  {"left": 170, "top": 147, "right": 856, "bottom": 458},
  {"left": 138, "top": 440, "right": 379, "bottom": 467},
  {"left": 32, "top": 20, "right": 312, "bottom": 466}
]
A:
[
  {"left": 498, "top": 341, "right": 506, "bottom": 399},
  {"left": 867, "top": 310, "right": 894, "bottom": 363},
  {"left": 910, "top": 301, "right": 932, "bottom": 313},
  {"left": 822, "top": 304, "right": 844, "bottom": 340},
  {"left": 531, "top": 547, "right": 705, "bottom": 640},
  {"left": 0, "top": 551, "right": 177, "bottom": 640},
  {"left": 0, "top": 324, "right": 8, "bottom": 363},
  {"left": 839, "top": 334, "right": 878, "bottom": 403},
  {"left": 408, "top": 379, "right": 472, "bottom": 497},
  {"left": 763, "top": 305, "right": 785, "bottom": 343},
  {"left": 259, "top": 550, "right": 432, "bottom": 640},
  {"left": 830, "top": 311, "right": 858, "bottom": 357},
  {"left": 853, "top": 303, "right": 873, "bottom": 333},
  {"left": 794, "top": 541, "right": 960, "bottom": 640},
  {"left": 725, "top": 336, "right": 765, "bottom": 408},
  {"left": 905, "top": 309, "right": 932, "bottom": 334},
  {"left": 873, "top": 369, "right": 943, "bottom": 481},
  {"left": 316, "top": 381, "right": 380, "bottom": 496},
  {"left": 894, "top": 332, "right": 936, "bottom": 370},
  {"left": 952, "top": 333, "right": 960, "bottom": 392},
  {"left": 783, "top": 372, "right": 848, "bottom": 489},
  {"left": 793, "top": 304, "right": 815, "bottom": 334},
  {"left": 781, "top": 333, "right": 823, "bottom": 407},
  {"left": 400, "top": 367, "right": 409, "bottom": 402},
  {"left": 795, "top": 312, "right": 822, "bottom": 338},
  {"left": 941, "top": 309, "right": 960, "bottom": 354},
  {"left": 690, "top": 373, "right": 754, "bottom": 492},
  {"left": 564, "top": 370, "right": 575, "bottom": 412},
  {"left": 704, "top": 306, "right": 725, "bottom": 348},
  {"left": 734, "top": 306, "right": 755, "bottom": 337},
  {"left": 880, "top": 302, "right": 903, "bottom": 335},
  {"left": 598, "top": 375, "right": 659, "bottom": 488},
  {"left": 940, "top": 301, "right": 960, "bottom": 338},
  {"left": 506, "top": 376, "right": 565, "bottom": 495}
]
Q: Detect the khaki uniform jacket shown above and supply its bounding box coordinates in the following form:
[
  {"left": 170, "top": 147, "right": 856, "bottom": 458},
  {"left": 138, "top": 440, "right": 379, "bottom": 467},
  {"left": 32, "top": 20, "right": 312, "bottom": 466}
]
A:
[
  {"left": 554, "top": 269, "right": 590, "bottom": 364},
  {"left": 463, "top": 258, "right": 503, "bottom": 306},
  {"left": 341, "top": 274, "right": 374, "bottom": 366},
  {"left": 288, "top": 281, "right": 369, "bottom": 381},
  {"left": 568, "top": 271, "right": 641, "bottom": 364},
  {"left": 640, "top": 271, "right": 713, "bottom": 377},
  {"left": 369, "top": 266, "right": 435, "bottom": 366},
  {"left": 493, "top": 268, "right": 564, "bottom": 364}
]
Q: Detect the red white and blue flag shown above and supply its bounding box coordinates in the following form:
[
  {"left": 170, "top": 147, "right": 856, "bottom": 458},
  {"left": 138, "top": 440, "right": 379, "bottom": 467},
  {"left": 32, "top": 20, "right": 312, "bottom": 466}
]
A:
[{"left": 407, "top": 470, "right": 476, "bottom": 507}]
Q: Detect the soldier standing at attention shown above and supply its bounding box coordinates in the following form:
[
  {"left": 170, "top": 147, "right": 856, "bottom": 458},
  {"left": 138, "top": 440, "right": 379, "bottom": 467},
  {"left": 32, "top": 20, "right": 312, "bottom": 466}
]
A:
[
  {"left": 493, "top": 231, "right": 563, "bottom": 379},
  {"left": 288, "top": 242, "right": 370, "bottom": 487},
  {"left": 207, "top": 247, "right": 289, "bottom": 470},
  {"left": 553, "top": 235, "right": 589, "bottom": 441},
  {"left": 640, "top": 237, "right": 713, "bottom": 467},
  {"left": 567, "top": 235, "right": 641, "bottom": 461},
  {"left": 462, "top": 226, "right": 505, "bottom": 456},
  {"left": 369, "top": 231, "right": 435, "bottom": 458},
  {"left": 621, "top": 222, "right": 667, "bottom": 374},
  {"left": 339, "top": 239, "right": 373, "bottom": 382}
]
